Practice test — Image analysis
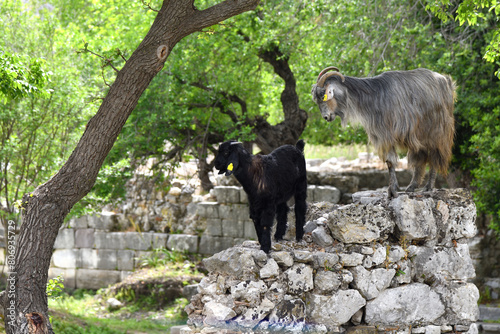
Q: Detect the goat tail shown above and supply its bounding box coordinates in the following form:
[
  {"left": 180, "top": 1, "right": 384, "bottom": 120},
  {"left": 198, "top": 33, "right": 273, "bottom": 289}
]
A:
[{"left": 296, "top": 139, "right": 305, "bottom": 154}]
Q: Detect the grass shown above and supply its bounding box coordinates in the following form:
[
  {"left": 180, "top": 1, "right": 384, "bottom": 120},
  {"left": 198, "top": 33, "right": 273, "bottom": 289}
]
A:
[
  {"left": 49, "top": 290, "right": 188, "bottom": 334},
  {"left": 303, "top": 144, "right": 372, "bottom": 160},
  {"left": 45, "top": 248, "right": 205, "bottom": 334}
]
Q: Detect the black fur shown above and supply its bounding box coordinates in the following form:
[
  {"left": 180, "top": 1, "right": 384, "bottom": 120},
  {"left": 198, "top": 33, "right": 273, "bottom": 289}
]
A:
[{"left": 214, "top": 140, "right": 307, "bottom": 253}]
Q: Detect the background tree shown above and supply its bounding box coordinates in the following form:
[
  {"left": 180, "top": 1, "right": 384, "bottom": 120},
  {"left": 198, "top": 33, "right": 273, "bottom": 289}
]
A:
[
  {"left": 1, "top": 0, "right": 260, "bottom": 333},
  {"left": 425, "top": 0, "right": 500, "bottom": 230},
  {"left": 0, "top": 1, "right": 100, "bottom": 224}
]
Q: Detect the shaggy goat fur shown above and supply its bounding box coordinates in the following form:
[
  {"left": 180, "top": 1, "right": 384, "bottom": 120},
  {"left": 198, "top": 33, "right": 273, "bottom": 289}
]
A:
[
  {"left": 311, "top": 67, "right": 455, "bottom": 198},
  {"left": 214, "top": 140, "right": 307, "bottom": 253}
]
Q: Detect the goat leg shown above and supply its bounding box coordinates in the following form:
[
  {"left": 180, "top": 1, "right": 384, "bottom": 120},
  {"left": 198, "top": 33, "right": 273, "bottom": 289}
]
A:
[
  {"left": 259, "top": 209, "right": 275, "bottom": 253},
  {"left": 423, "top": 168, "right": 437, "bottom": 191},
  {"left": 252, "top": 218, "right": 263, "bottom": 246},
  {"left": 275, "top": 203, "right": 289, "bottom": 241},
  {"left": 386, "top": 150, "right": 400, "bottom": 198},
  {"left": 294, "top": 192, "right": 307, "bottom": 241},
  {"left": 406, "top": 164, "right": 425, "bottom": 192}
]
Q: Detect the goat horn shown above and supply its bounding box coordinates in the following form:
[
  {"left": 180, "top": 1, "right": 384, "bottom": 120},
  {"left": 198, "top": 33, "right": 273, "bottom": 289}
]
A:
[
  {"left": 317, "top": 71, "right": 345, "bottom": 87},
  {"left": 316, "top": 66, "right": 340, "bottom": 82}
]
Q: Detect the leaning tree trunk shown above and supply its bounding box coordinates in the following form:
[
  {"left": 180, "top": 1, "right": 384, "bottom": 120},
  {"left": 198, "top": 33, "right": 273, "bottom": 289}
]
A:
[
  {"left": 2, "top": 1, "right": 259, "bottom": 333},
  {"left": 253, "top": 45, "right": 308, "bottom": 154}
]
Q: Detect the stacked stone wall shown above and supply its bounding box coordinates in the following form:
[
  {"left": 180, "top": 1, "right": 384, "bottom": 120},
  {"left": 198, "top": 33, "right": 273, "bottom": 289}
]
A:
[
  {"left": 23, "top": 184, "right": 340, "bottom": 289},
  {"left": 185, "top": 189, "right": 480, "bottom": 334}
]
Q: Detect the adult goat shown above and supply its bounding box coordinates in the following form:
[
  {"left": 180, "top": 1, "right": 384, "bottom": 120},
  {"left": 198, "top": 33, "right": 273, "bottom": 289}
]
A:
[
  {"left": 311, "top": 67, "right": 455, "bottom": 198},
  {"left": 214, "top": 140, "right": 307, "bottom": 253}
]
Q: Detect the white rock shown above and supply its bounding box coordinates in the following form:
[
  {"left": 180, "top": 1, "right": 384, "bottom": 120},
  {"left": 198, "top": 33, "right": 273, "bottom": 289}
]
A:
[
  {"left": 350, "top": 266, "right": 396, "bottom": 300},
  {"left": 260, "top": 258, "right": 280, "bottom": 278},
  {"left": 327, "top": 203, "right": 393, "bottom": 243},
  {"left": 411, "top": 244, "right": 476, "bottom": 280},
  {"left": 365, "top": 283, "right": 445, "bottom": 325},
  {"left": 230, "top": 280, "right": 267, "bottom": 306},
  {"left": 307, "top": 290, "right": 366, "bottom": 328},
  {"left": 285, "top": 264, "right": 314, "bottom": 294},
  {"left": 389, "top": 195, "right": 437, "bottom": 240},
  {"left": 314, "top": 270, "right": 341, "bottom": 293},
  {"left": 236, "top": 298, "right": 274, "bottom": 328},
  {"left": 339, "top": 252, "right": 364, "bottom": 267},
  {"left": 271, "top": 251, "right": 294, "bottom": 267},
  {"left": 203, "top": 301, "right": 237, "bottom": 325},
  {"left": 311, "top": 226, "right": 334, "bottom": 247}
]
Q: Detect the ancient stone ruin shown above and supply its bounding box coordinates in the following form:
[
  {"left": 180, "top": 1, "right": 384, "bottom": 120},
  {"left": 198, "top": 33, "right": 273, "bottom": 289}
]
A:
[{"left": 184, "top": 188, "right": 479, "bottom": 334}]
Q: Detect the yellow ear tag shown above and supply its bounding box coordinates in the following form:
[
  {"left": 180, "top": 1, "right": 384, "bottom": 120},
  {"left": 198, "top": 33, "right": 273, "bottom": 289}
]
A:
[
  {"left": 323, "top": 94, "right": 328, "bottom": 101},
  {"left": 227, "top": 163, "right": 233, "bottom": 171}
]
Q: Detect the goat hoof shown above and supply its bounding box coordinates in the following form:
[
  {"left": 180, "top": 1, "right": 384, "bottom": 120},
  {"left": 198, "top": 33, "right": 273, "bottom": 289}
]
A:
[
  {"left": 406, "top": 184, "right": 417, "bottom": 192},
  {"left": 387, "top": 186, "right": 399, "bottom": 199}
]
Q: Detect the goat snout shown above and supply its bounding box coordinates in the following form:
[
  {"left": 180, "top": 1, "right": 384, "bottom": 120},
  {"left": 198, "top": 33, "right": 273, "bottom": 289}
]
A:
[{"left": 322, "top": 113, "right": 334, "bottom": 122}]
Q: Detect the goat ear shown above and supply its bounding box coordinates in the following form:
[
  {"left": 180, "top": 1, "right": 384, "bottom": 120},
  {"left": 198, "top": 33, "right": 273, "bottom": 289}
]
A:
[
  {"left": 323, "top": 84, "right": 335, "bottom": 101},
  {"left": 225, "top": 151, "right": 239, "bottom": 176}
]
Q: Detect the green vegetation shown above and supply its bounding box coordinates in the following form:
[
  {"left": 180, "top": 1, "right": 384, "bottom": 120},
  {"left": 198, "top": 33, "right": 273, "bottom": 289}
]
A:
[
  {"left": 49, "top": 290, "right": 187, "bottom": 334},
  {"left": 46, "top": 248, "right": 204, "bottom": 333},
  {"left": 1, "top": 1, "right": 499, "bottom": 225}
]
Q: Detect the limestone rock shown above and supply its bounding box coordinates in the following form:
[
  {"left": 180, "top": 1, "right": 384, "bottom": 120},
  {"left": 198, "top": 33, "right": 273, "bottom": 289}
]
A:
[
  {"left": 285, "top": 264, "right": 314, "bottom": 294},
  {"left": 389, "top": 195, "right": 437, "bottom": 240},
  {"left": 314, "top": 270, "right": 341, "bottom": 294},
  {"left": 365, "top": 283, "right": 445, "bottom": 325},
  {"left": 311, "top": 226, "right": 334, "bottom": 247},
  {"left": 202, "top": 247, "right": 259, "bottom": 279},
  {"left": 433, "top": 282, "right": 479, "bottom": 323},
  {"left": 350, "top": 266, "right": 396, "bottom": 300},
  {"left": 410, "top": 243, "right": 476, "bottom": 281},
  {"left": 271, "top": 251, "right": 294, "bottom": 267},
  {"left": 327, "top": 203, "right": 393, "bottom": 243},
  {"left": 203, "top": 301, "right": 237, "bottom": 326},
  {"left": 236, "top": 298, "right": 274, "bottom": 328},
  {"left": 268, "top": 297, "right": 306, "bottom": 327},
  {"left": 307, "top": 290, "right": 366, "bottom": 329},
  {"left": 260, "top": 258, "right": 280, "bottom": 278},
  {"left": 230, "top": 280, "right": 267, "bottom": 307}
]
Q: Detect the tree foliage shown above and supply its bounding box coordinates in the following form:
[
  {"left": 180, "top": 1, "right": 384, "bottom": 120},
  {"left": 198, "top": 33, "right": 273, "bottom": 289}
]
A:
[
  {"left": 1, "top": 0, "right": 500, "bottom": 229},
  {"left": 0, "top": 0, "right": 100, "bottom": 223}
]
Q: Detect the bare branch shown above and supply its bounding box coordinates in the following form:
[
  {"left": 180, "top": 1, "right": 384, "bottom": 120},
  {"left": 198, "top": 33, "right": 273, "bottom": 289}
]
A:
[{"left": 141, "top": 0, "right": 160, "bottom": 12}]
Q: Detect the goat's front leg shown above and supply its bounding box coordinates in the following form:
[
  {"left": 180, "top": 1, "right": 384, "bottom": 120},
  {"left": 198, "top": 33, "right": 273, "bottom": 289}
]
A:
[
  {"left": 275, "top": 203, "right": 289, "bottom": 241},
  {"left": 259, "top": 208, "right": 276, "bottom": 254},
  {"left": 250, "top": 207, "right": 263, "bottom": 245},
  {"left": 386, "top": 148, "right": 400, "bottom": 198}
]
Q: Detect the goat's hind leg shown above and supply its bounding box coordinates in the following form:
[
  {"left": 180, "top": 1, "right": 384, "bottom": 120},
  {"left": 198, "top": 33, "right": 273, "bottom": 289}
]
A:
[
  {"left": 423, "top": 167, "right": 437, "bottom": 191},
  {"left": 406, "top": 150, "right": 427, "bottom": 192},
  {"left": 275, "top": 203, "right": 289, "bottom": 241},
  {"left": 386, "top": 148, "right": 400, "bottom": 198},
  {"left": 252, "top": 218, "right": 263, "bottom": 246},
  {"left": 294, "top": 181, "right": 307, "bottom": 241}
]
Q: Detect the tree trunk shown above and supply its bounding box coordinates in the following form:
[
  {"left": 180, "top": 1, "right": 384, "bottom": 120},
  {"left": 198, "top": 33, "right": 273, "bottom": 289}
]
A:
[
  {"left": 253, "top": 45, "right": 308, "bottom": 154},
  {"left": 3, "top": 1, "right": 259, "bottom": 333}
]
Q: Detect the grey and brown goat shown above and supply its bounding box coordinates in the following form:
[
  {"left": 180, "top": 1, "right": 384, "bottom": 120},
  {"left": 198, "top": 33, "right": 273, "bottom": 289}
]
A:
[{"left": 311, "top": 67, "right": 455, "bottom": 198}]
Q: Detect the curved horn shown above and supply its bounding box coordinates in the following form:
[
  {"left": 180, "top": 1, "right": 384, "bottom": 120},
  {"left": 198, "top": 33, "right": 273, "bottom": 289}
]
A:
[
  {"left": 317, "top": 71, "right": 345, "bottom": 87},
  {"left": 316, "top": 66, "right": 340, "bottom": 82}
]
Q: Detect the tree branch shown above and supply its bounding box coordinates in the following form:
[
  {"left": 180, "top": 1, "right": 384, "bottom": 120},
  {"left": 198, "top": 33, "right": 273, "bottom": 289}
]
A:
[{"left": 190, "top": 0, "right": 260, "bottom": 32}]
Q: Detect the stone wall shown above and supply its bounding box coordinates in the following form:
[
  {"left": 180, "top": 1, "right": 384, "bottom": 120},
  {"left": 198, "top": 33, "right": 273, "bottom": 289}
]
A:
[
  {"left": 45, "top": 184, "right": 342, "bottom": 289},
  {"left": 185, "top": 189, "right": 480, "bottom": 334}
]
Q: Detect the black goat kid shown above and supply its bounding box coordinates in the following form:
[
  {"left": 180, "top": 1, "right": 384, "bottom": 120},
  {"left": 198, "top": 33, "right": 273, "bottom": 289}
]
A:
[{"left": 214, "top": 140, "right": 307, "bottom": 253}]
